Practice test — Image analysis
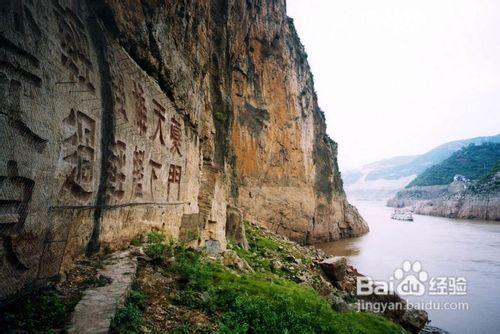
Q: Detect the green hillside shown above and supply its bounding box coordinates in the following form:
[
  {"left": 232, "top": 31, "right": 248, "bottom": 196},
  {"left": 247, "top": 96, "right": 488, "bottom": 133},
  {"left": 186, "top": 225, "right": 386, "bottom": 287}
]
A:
[{"left": 407, "top": 143, "right": 500, "bottom": 187}]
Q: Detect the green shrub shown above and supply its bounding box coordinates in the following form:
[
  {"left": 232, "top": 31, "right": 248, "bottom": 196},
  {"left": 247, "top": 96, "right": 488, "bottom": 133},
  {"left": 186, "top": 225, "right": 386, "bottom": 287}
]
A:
[
  {"left": 144, "top": 231, "right": 174, "bottom": 262},
  {"left": 214, "top": 111, "right": 226, "bottom": 121},
  {"left": 111, "top": 287, "right": 146, "bottom": 333},
  {"left": 0, "top": 290, "right": 78, "bottom": 332},
  {"left": 145, "top": 242, "right": 167, "bottom": 261},
  {"left": 147, "top": 231, "right": 166, "bottom": 244},
  {"left": 130, "top": 238, "right": 142, "bottom": 246}
]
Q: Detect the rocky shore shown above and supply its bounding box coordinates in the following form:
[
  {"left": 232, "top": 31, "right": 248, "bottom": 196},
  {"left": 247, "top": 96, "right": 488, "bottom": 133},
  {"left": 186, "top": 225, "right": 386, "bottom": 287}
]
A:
[
  {"left": 1, "top": 222, "right": 427, "bottom": 333},
  {"left": 388, "top": 177, "right": 500, "bottom": 220},
  {"left": 116, "top": 223, "right": 427, "bottom": 333}
]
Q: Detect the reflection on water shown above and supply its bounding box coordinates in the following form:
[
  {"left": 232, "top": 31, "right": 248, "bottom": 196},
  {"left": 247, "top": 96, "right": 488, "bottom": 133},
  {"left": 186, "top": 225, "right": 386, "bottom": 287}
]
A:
[{"left": 317, "top": 200, "right": 500, "bottom": 334}]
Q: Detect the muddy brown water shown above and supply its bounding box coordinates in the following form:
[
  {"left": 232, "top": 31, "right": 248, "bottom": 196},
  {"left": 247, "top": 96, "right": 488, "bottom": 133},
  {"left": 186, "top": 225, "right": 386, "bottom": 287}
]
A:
[{"left": 317, "top": 200, "right": 500, "bottom": 334}]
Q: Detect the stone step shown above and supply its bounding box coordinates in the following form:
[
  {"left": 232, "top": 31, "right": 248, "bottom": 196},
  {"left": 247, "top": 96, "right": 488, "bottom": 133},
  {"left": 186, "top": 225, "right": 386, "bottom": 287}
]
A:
[{"left": 67, "top": 250, "right": 137, "bottom": 334}]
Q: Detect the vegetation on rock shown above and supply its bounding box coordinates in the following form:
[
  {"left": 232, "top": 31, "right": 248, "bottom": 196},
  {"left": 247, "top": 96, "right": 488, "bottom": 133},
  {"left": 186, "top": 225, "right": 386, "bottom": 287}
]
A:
[
  {"left": 111, "top": 286, "right": 147, "bottom": 333},
  {"left": 474, "top": 161, "right": 500, "bottom": 192},
  {"left": 0, "top": 290, "right": 78, "bottom": 332},
  {"left": 113, "top": 229, "right": 405, "bottom": 333},
  {"left": 0, "top": 258, "right": 107, "bottom": 333}
]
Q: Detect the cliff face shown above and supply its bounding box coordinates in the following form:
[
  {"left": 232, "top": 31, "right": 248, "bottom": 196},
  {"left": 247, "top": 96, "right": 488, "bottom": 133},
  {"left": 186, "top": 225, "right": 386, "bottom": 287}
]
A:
[{"left": 0, "top": 0, "right": 367, "bottom": 300}]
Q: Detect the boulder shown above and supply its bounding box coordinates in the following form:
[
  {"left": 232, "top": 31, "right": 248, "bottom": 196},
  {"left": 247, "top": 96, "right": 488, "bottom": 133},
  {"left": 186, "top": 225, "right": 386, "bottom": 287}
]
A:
[
  {"left": 330, "top": 294, "right": 350, "bottom": 312},
  {"left": 221, "top": 250, "right": 253, "bottom": 272},
  {"left": 401, "top": 308, "right": 429, "bottom": 333},
  {"left": 319, "top": 256, "right": 347, "bottom": 282},
  {"left": 420, "top": 325, "right": 450, "bottom": 334},
  {"left": 205, "top": 239, "right": 222, "bottom": 254}
]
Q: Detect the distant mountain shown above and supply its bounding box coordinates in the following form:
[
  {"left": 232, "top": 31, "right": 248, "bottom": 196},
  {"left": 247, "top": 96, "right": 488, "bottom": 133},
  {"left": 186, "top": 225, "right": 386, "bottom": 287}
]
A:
[
  {"left": 408, "top": 142, "right": 500, "bottom": 187},
  {"left": 365, "top": 134, "right": 500, "bottom": 181},
  {"left": 387, "top": 143, "right": 500, "bottom": 220},
  {"left": 343, "top": 134, "right": 500, "bottom": 200}
]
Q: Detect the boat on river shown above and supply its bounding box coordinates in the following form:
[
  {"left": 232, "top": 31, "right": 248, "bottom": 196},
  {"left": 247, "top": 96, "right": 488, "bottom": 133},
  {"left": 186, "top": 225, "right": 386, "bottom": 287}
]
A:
[{"left": 391, "top": 208, "right": 413, "bottom": 221}]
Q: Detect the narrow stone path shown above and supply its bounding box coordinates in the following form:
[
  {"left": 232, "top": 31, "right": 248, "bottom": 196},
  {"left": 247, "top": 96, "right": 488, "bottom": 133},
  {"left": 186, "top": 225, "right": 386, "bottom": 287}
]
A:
[{"left": 67, "top": 250, "right": 137, "bottom": 334}]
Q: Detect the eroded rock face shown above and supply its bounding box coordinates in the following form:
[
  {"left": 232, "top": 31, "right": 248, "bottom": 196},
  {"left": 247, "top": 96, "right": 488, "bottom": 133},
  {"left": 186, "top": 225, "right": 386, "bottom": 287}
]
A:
[
  {"left": 388, "top": 180, "right": 500, "bottom": 220},
  {"left": 0, "top": 0, "right": 367, "bottom": 301},
  {"left": 412, "top": 194, "right": 500, "bottom": 220},
  {"left": 227, "top": 2, "right": 368, "bottom": 244}
]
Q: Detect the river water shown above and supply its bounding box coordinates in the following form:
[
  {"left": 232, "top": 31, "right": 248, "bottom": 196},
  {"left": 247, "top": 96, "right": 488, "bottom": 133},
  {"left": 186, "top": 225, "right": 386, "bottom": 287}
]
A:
[{"left": 317, "top": 200, "right": 500, "bottom": 334}]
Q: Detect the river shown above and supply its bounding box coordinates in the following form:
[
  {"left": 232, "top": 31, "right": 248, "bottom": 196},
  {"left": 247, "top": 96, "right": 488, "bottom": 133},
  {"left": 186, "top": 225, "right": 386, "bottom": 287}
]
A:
[{"left": 317, "top": 200, "right": 500, "bottom": 334}]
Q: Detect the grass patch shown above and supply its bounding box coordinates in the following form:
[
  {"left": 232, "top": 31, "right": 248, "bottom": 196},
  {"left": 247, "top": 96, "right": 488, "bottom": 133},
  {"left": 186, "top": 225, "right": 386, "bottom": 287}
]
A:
[
  {"left": 214, "top": 111, "right": 226, "bottom": 121},
  {"left": 232, "top": 222, "right": 312, "bottom": 280},
  {"left": 0, "top": 289, "right": 79, "bottom": 333},
  {"left": 110, "top": 286, "right": 147, "bottom": 333},
  {"left": 124, "top": 229, "right": 405, "bottom": 333},
  {"left": 144, "top": 230, "right": 176, "bottom": 262},
  {"left": 131, "top": 238, "right": 142, "bottom": 246},
  {"left": 172, "top": 247, "right": 405, "bottom": 334}
]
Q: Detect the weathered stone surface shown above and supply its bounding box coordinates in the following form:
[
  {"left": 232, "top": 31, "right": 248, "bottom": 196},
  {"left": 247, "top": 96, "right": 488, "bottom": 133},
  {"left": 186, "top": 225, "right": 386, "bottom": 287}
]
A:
[
  {"left": 67, "top": 250, "right": 137, "bottom": 334},
  {"left": 412, "top": 194, "right": 500, "bottom": 220},
  {"left": 225, "top": 3, "right": 369, "bottom": 243},
  {"left": 388, "top": 180, "right": 500, "bottom": 220},
  {"left": 0, "top": 0, "right": 367, "bottom": 301},
  {"left": 0, "top": 0, "right": 226, "bottom": 300},
  {"left": 401, "top": 308, "right": 429, "bottom": 334},
  {"left": 225, "top": 205, "right": 249, "bottom": 249},
  {"left": 221, "top": 249, "right": 253, "bottom": 272},
  {"left": 319, "top": 256, "right": 348, "bottom": 282},
  {"left": 205, "top": 239, "right": 222, "bottom": 255},
  {"left": 420, "top": 325, "right": 450, "bottom": 334}
]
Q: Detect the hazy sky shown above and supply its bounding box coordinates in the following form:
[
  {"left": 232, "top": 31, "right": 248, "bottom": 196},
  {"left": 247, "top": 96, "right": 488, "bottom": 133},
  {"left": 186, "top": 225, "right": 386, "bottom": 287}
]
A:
[{"left": 286, "top": 0, "right": 500, "bottom": 170}]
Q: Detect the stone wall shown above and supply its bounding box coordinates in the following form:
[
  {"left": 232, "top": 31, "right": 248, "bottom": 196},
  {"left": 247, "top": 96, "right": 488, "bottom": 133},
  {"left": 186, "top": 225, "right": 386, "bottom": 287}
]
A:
[{"left": 0, "top": 0, "right": 367, "bottom": 301}]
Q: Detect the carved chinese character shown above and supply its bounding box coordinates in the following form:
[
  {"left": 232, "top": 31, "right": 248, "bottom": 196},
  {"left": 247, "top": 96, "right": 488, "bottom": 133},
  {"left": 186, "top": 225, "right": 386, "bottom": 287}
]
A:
[
  {"left": 167, "top": 164, "right": 182, "bottom": 201},
  {"left": 11, "top": 0, "right": 25, "bottom": 33},
  {"left": 149, "top": 159, "right": 162, "bottom": 201},
  {"left": 60, "top": 109, "right": 95, "bottom": 202},
  {"left": 109, "top": 55, "right": 127, "bottom": 121},
  {"left": 150, "top": 99, "right": 166, "bottom": 145},
  {"left": 132, "top": 146, "right": 145, "bottom": 199},
  {"left": 0, "top": 160, "right": 34, "bottom": 271},
  {"left": 107, "top": 140, "right": 126, "bottom": 201},
  {"left": 170, "top": 117, "right": 182, "bottom": 156},
  {"left": 132, "top": 82, "right": 147, "bottom": 135},
  {"left": 54, "top": 4, "right": 95, "bottom": 92}
]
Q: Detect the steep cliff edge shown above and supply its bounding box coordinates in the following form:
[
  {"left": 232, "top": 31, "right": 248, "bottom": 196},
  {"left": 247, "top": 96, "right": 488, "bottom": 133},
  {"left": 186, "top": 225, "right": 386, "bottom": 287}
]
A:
[{"left": 0, "top": 0, "right": 367, "bottom": 301}]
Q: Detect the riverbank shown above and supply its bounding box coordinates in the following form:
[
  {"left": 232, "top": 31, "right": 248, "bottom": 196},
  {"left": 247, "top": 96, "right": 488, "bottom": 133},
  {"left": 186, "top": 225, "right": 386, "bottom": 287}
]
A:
[
  {"left": 1, "top": 222, "right": 425, "bottom": 333},
  {"left": 318, "top": 200, "right": 500, "bottom": 333},
  {"left": 112, "top": 224, "right": 421, "bottom": 333},
  {"left": 387, "top": 166, "right": 500, "bottom": 221}
]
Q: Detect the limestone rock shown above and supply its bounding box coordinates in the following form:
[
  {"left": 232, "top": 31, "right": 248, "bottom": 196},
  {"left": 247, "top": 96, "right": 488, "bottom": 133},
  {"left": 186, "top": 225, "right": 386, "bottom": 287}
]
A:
[
  {"left": 205, "top": 240, "right": 222, "bottom": 255},
  {"left": 0, "top": 0, "right": 367, "bottom": 301},
  {"left": 319, "top": 256, "right": 348, "bottom": 282},
  {"left": 401, "top": 308, "right": 429, "bottom": 334},
  {"left": 221, "top": 250, "right": 253, "bottom": 272},
  {"left": 225, "top": 205, "right": 249, "bottom": 249},
  {"left": 388, "top": 184, "right": 500, "bottom": 220},
  {"left": 329, "top": 294, "right": 350, "bottom": 313}
]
